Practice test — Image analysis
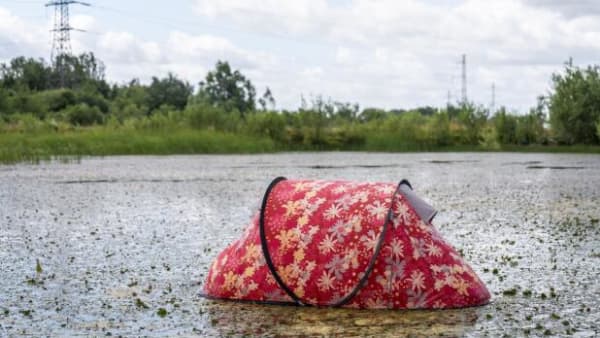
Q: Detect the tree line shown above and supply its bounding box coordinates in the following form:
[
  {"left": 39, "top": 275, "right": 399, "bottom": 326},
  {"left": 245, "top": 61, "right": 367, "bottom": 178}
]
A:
[{"left": 0, "top": 52, "right": 599, "bottom": 149}]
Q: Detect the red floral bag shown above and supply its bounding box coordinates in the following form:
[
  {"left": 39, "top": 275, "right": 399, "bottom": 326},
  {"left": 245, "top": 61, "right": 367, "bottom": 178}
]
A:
[{"left": 203, "top": 178, "right": 490, "bottom": 309}]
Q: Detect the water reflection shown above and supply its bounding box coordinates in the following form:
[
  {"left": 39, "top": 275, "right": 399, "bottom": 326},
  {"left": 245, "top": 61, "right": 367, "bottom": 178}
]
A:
[{"left": 203, "top": 299, "right": 482, "bottom": 337}]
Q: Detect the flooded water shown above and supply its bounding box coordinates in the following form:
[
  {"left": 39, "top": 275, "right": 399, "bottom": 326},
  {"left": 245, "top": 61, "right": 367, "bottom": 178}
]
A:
[{"left": 1, "top": 152, "right": 599, "bottom": 337}]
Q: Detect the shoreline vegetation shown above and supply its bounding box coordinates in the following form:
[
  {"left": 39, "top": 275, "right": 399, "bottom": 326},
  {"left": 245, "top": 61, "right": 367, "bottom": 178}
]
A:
[
  {"left": 1, "top": 54, "right": 600, "bottom": 164},
  {"left": 1, "top": 127, "right": 599, "bottom": 164}
]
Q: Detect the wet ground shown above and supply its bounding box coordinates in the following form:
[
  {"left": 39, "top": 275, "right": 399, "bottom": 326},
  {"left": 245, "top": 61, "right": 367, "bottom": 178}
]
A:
[{"left": 0, "top": 152, "right": 599, "bottom": 337}]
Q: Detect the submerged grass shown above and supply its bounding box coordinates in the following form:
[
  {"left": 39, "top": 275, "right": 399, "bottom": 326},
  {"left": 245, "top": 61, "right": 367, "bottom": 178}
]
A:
[{"left": 1, "top": 127, "right": 599, "bottom": 164}]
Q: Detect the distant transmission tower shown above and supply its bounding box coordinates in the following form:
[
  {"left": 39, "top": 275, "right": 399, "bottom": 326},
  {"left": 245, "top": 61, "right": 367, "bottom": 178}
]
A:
[
  {"left": 461, "top": 54, "right": 467, "bottom": 106},
  {"left": 45, "top": 0, "right": 90, "bottom": 86}
]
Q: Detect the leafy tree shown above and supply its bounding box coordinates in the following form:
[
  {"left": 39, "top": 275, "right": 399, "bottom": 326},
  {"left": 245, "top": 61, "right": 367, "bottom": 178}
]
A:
[
  {"left": 397, "top": 111, "right": 426, "bottom": 142},
  {"left": 51, "top": 53, "right": 108, "bottom": 92},
  {"left": 359, "top": 108, "right": 387, "bottom": 122},
  {"left": 457, "top": 103, "right": 488, "bottom": 144},
  {"left": 416, "top": 106, "right": 436, "bottom": 116},
  {"left": 198, "top": 61, "right": 256, "bottom": 118},
  {"left": 146, "top": 73, "right": 192, "bottom": 113},
  {"left": 333, "top": 101, "right": 359, "bottom": 121},
  {"left": 0, "top": 53, "right": 110, "bottom": 96},
  {"left": 0, "top": 57, "right": 51, "bottom": 91},
  {"left": 445, "top": 104, "right": 462, "bottom": 119},
  {"left": 258, "top": 87, "right": 275, "bottom": 111},
  {"left": 549, "top": 62, "right": 600, "bottom": 144},
  {"left": 306, "top": 95, "right": 335, "bottom": 146},
  {"left": 515, "top": 111, "right": 544, "bottom": 145},
  {"left": 111, "top": 79, "right": 149, "bottom": 117},
  {"left": 389, "top": 108, "right": 407, "bottom": 115},
  {"left": 429, "top": 110, "right": 451, "bottom": 146},
  {"left": 493, "top": 108, "right": 517, "bottom": 144}
]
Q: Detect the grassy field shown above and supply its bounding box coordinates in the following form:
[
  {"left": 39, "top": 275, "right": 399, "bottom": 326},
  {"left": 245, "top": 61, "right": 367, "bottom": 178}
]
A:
[{"left": 1, "top": 128, "right": 599, "bottom": 164}]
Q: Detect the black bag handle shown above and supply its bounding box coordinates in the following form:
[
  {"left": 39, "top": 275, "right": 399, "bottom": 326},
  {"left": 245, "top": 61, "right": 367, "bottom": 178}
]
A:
[{"left": 259, "top": 177, "right": 406, "bottom": 307}]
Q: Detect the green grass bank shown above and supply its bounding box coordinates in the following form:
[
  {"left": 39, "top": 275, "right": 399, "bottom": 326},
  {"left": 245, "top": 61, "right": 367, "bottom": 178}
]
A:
[
  {"left": 1, "top": 128, "right": 599, "bottom": 164},
  {"left": 0, "top": 129, "right": 276, "bottom": 164}
]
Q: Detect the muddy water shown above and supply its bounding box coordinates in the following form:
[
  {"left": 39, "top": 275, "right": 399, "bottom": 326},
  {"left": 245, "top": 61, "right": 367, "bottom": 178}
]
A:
[{"left": 0, "top": 153, "right": 599, "bottom": 337}]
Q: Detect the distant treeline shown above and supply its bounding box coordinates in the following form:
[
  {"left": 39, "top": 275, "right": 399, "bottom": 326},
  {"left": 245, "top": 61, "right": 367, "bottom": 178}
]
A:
[{"left": 1, "top": 53, "right": 599, "bottom": 154}]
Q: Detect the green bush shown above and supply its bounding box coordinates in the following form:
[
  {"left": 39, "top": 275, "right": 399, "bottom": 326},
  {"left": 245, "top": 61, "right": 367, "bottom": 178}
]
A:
[
  {"left": 65, "top": 103, "right": 103, "bottom": 126},
  {"left": 35, "top": 89, "right": 76, "bottom": 112},
  {"left": 0, "top": 89, "right": 11, "bottom": 115},
  {"left": 5, "top": 113, "right": 57, "bottom": 133},
  {"left": 184, "top": 103, "right": 240, "bottom": 132},
  {"left": 76, "top": 91, "right": 109, "bottom": 113},
  {"left": 131, "top": 112, "right": 182, "bottom": 130},
  {"left": 494, "top": 109, "right": 517, "bottom": 144},
  {"left": 457, "top": 106, "right": 488, "bottom": 145},
  {"left": 8, "top": 92, "right": 46, "bottom": 117},
  {"left": 245, "top": 112, "right": 286, "bottom": 142},
  {"left": 479, "top": 125, "right": 500, "bottom": 149},
  {"left": 326, "top": 128, "right": 365, "bottom": 148},
  {"left": 369, "top": 111, "right": 429, "bottom": 145},
  {"left": 111, "top": 103, "right": 147, "bottom": 121},
  {"left": 146, "top": 73, "right": 192, "bottom": 112},
  {"left": 426, "top": 112, "right": 451, "bottom": 146},
  {"left": 549, "top": 63, "right": 600, "bottom": 144}
]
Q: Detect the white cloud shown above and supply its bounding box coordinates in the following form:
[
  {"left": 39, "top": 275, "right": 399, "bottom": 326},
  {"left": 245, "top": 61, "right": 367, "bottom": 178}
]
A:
[
  {"left": 0, "top": 7, "right": 48, "bottom": 60},
  {"left": 190, "top": 0, "right": 600, "bottom": 111},
  {"left": 0, "top": 5, "right": 277, "bottom": 87},
  {"left": 167, "top": 31, "right": 238, "bottom": 61},
  {"left": 91, "top": 29, "right": 279, "bottom": 89},
  {"left": 164, "top": 31, "right": 276, "bottom": 71},
  {"left": 301, "top": 66, "right": 323, "bottom": 78},
  {"left": 97, "top": 31, "right": 161, "bottom": 64},
  {"left": 335, "top": 47, "right": 352, "bottom": 65},
  {"left": 523, "top": 0, "right": 600, "bottom": 18},
  {"left": 3, "top": 1, "right": 600, "bottom": 112},
  {"left": 70, "top": 14, "right": 96, "bottom": 31},
  {"left": 194, "top": 0, "right": 330, "bottom": 35}
]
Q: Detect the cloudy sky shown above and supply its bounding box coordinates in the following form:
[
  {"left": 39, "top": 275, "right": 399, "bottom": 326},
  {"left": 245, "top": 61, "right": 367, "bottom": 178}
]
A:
[{"left": 1, "top": 0, "right": 600, "bottom": 112}]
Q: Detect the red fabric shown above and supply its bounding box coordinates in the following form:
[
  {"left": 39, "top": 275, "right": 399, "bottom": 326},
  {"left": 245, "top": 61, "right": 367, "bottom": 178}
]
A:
[{"left": 203, "top": 179, "right": 490, "bottom": 309}]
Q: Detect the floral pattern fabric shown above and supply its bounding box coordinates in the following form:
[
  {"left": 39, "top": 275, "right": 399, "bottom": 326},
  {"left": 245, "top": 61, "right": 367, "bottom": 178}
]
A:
[{"left": 203, "top": 179, "right": 490, "bottom": 309}]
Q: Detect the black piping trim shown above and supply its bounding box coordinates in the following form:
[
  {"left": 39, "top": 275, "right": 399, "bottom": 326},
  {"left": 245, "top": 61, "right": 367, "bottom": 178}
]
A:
[
  {"left": 332, "top": 180, "right": 404, "bottom": 307},
  {"left": 259, "top": 177, "right": 406, "bottom": 307},
  {"left": 259, "top": 176, "right": 305, "bottom": 305},
  {"left": 399, "top": 179, "right": 412, "bottom": 190}
]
